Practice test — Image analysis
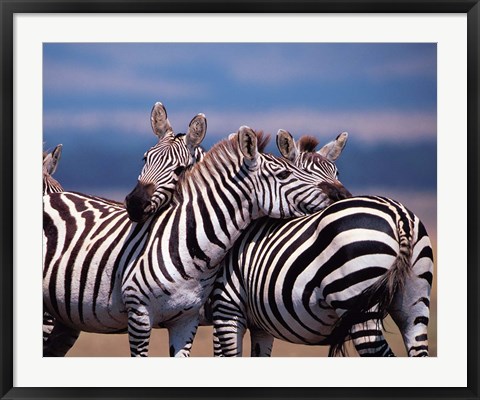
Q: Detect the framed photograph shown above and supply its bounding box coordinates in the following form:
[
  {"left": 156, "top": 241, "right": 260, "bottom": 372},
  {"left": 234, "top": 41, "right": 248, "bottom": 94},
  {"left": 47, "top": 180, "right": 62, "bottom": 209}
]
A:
[{"left": 1, "top": 1, "right": 478, "bottom": 399}]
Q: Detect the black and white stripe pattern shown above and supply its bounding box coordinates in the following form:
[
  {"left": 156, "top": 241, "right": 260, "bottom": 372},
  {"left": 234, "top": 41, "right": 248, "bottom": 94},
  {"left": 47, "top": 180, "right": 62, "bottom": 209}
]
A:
[
  {"left": 42, "top": 144, "right": 64, "bottom": 344},
  {"left": 43, "top": 127, "right": 346, "bottom": 357},
  {"left": 211, "top": 195, "right": 433, "bottom": 357},
  {"left": 43, "top": 103, "right": 207, "bottom": 356}
]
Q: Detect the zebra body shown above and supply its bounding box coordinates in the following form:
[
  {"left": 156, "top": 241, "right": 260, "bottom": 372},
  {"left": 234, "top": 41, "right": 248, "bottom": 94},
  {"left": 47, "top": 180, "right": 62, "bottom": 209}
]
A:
[
  {"left": 44, "top": 127, "right": 342, "bottom": 357},
  {"left": 44, "top": 192, "right": 146, "bottom": 333},
  {"left": 212, "top": 195, "right": 433, "bottom": 357}
]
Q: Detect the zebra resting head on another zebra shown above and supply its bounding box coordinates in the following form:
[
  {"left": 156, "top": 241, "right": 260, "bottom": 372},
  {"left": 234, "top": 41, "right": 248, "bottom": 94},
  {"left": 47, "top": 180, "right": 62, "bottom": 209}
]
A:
[
  {"left": 43, "top": 125, "right": 351, "bottom": 357},
  {"left": 120, "top": 126, "right": 352, "bottom": 356},
  {"left": 207, "top": 132, "right": 433, "bottom": 358},
  {"left": 125, "top": 102, "right": 207, "bottom": 223},
  {"left": 43, "top": 144, "right": 63, "bottom": 195}
]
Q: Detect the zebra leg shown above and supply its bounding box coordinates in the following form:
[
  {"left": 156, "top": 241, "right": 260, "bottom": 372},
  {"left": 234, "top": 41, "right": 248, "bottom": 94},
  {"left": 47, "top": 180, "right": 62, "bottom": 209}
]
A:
[
  {"left": 388, "top": 270, "right": 432, "bottom": 357},
  {"left": 350, "top": 319, "right": 395, "bottom": 357},
  {"left": 212, "top": 316, "right": 247, "bottom": 357},
  {"left": 167, "top": 316, "right": 200, "bottom": 357},
  {"left": 43, "top": 322, "right": 80, "bottom": 357},
  {"left": 43, "top": 312, "right": 55, "bottom": 343},
  {"left": 127, "top": 306, "right": 152, "bottom": 357},
  {"left": 386, "top": 219, "right": 433, "bottom": 357},
  {"left": 249, "top": 327, "right": 274, "bottom": 357}
]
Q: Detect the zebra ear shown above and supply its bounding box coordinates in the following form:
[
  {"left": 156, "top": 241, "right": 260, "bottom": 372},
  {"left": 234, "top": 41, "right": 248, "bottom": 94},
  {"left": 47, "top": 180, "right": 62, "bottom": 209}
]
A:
[
  {"left": 318, "top": 132, "right": 348, "bottom": 162},
  {"left": 276, "top": 129, "right": 298, "bottom": 162},
  {"left": 150, "top": 102, "right": 174, "bottom": 139},
  {"left": 43, "top": 144, "right": 62, "bottom": 175},
  {"left": 186, "top": 113, "right": 207, "bottom": 154},
  {"left": 238, "top": 126, "right": 258, "bottom": 162}
]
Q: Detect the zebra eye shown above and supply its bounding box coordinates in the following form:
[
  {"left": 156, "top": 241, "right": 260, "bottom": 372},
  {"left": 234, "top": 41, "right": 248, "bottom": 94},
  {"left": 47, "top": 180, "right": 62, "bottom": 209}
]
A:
[
  {"left": 173, "top": 166, "right": 185, "bottom": 176},
  {"left": 276, "top": 170, "right": 292, "bottom": 180}
]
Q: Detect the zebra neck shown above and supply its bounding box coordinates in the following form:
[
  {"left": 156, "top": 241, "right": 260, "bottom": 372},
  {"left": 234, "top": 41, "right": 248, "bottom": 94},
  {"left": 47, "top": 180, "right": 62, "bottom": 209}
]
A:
[
  {"left": 147, "top": 171, "right": 257, "bottom": 272},
  {"left": 179, "top": 182, "right": 255, "bottom": 270}
]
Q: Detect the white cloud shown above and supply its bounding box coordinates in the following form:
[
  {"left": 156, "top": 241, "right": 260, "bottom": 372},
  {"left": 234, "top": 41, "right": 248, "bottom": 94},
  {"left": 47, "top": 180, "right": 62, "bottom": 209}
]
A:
[
  {"left": 222, "top": 45, "right": 436, "bottom": 86},
  {"left": 43, "top": 61, "right": 208, "bottom": 99},
  {"left": 366, "top": 55, "right": 436, "bottom": 81},
  {"left": 205, "top": 109, "right": 436, "bottom": 143},
  {"left": 44, "top": 109, "right": 150, "bottom": 135},
  {"left": 44, "top": 107, "right": 436, "bottom": 144}
]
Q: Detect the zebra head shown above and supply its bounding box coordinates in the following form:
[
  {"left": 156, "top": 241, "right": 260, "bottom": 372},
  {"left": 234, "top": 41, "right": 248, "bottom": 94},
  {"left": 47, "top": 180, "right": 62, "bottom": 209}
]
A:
[
  {"left": 43, "top": 144, "right": 64, "bottom": 194},
  {"left": 276, "top": 130, "right": 351, "bottom": 202},
  {"left": 236, "top": 126, "right": 342, "bottom": 218},
  {"left": 125, "top": 102, "right": 207, "bottom": 223}
]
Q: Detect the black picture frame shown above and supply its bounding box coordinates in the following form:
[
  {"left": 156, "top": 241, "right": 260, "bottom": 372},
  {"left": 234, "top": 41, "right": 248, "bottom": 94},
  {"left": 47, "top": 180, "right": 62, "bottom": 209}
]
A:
[{"left": 1, "top": 1, "right": 479, "bottom": 399}]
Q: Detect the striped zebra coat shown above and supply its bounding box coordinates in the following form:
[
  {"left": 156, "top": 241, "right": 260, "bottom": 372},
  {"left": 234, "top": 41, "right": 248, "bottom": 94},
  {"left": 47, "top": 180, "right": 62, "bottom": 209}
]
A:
[
  {"left": 44, "top": 127, "right": 345, "bottom": 357},
  {"left": 43, "top": 102, "right": 207, "bottom": 356},
  {"left": 211, "top": 140, "right": 433, "bottom": 357},
  {"left": 43, "top": 144, "right": 65, "bottom": 343}
]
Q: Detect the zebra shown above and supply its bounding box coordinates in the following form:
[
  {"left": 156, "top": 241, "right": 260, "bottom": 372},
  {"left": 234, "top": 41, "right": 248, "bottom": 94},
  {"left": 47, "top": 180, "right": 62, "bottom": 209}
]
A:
[
  {"left": 43, "top": 144, "right": 65, "bottom": 343},
  {"left": 198, "top": 130, "right": 351, "bottom": 327},
  {"left": 211, "top": 193, "right": 434, "bottom": 357},
  {"left": 43, "top": 144, "right": 63, "bottom": 194},
  {"left": 42, "top": 102, "right": 207, "bottom": 356},
  {"left": 44, "top": 126, "right": 348, "bottom": 357},
  {"left": 209, "top": 133, "right": 433, "bottom": 356}
]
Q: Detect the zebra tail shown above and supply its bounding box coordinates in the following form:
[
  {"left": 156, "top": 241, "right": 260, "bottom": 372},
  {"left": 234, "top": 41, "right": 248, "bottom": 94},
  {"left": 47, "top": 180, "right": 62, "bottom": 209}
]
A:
[{"left": 328, "top": 245, "right": 412, "bottom": 357}]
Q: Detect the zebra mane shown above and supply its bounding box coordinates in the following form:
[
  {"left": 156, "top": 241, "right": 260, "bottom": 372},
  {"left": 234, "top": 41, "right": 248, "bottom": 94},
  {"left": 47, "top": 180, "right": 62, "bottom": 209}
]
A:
[
  {"left": 174, "top": 131, "right": 271, "bottom": 201},
  {"left": 255, "top": 130, "right": 271, "bottom": 153},
  {"left": 297, "top": 135, "right": 319, "bottom": 153}
]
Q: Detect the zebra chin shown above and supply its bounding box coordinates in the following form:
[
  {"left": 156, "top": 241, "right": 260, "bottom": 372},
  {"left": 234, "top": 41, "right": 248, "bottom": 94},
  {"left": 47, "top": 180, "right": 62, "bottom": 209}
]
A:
[
  {"left": 126, "top": 206, "right": 152, "bottom": 224},
  {"left": 125, "top": 192, "right": 172, "bottom": 223}
]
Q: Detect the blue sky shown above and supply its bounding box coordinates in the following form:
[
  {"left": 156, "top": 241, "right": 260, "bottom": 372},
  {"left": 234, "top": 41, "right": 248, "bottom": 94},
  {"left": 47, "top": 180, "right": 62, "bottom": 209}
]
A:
[{"left": 43, "top": 43, "right": 437, "bottom": 197}]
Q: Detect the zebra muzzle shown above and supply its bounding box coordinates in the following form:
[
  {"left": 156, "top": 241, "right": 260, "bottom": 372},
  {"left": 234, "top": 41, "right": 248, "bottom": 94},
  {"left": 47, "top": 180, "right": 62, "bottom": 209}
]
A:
[
  {"left": 125, "top": 182, "right": 155, "bottom": 223},
  {"left": 318, "top": 182, "right": 352, "bottom": 202}
]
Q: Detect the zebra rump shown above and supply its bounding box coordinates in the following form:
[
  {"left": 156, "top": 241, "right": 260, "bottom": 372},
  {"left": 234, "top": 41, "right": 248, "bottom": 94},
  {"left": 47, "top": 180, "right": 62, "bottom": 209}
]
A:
[
  {"left": 327, "top": 251, "right": 411, "bottom": 356},
  {"left": 327, "top": 200, "right": 431, "bottom": 356}
]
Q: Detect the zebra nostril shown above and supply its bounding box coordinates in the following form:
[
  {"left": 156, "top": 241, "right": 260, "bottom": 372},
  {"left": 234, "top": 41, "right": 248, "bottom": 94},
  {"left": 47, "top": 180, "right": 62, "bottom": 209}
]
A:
[{"left": 144, "top": 183, "right": 155, "bottom": 197}]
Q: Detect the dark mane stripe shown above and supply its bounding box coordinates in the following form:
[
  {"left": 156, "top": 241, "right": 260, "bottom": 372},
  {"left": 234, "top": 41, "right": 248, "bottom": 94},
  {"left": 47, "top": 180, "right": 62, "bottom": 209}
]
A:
[
  {"left": 298, "top": 136, "right": 319, "bottom": 153},
  {"left": 255, "top": 130, "right": 271, "bottom": 153}
]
